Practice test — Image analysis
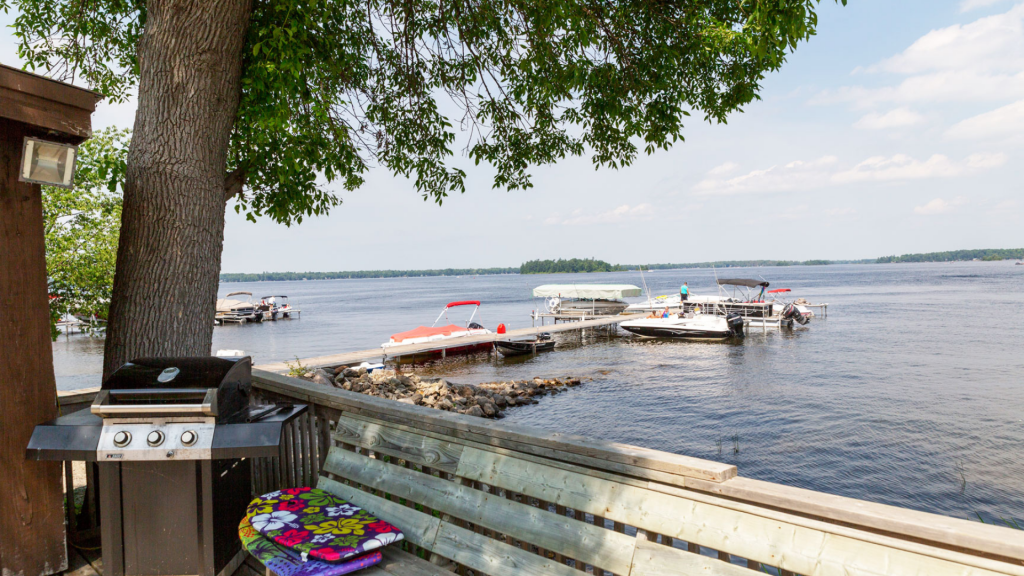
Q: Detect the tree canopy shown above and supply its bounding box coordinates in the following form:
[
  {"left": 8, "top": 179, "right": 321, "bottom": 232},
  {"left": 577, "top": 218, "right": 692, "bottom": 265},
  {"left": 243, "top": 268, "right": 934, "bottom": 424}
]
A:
[
  {"left": 6, "top": 0, "right": 843, "bottom": 225},
  {"left": 43, "top": 127, "right": 130, "bottom": 338}
]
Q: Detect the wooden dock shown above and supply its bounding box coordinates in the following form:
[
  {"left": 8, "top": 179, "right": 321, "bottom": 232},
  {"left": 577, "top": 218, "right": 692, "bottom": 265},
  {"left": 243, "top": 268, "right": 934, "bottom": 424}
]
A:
[{"left": 255, "top": 313, "right": 643, "bottom": 373}]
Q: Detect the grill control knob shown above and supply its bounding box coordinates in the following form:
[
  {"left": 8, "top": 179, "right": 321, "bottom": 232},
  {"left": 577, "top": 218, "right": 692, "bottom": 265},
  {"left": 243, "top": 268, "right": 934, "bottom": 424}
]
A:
[
  {"left": 147, "top": 430, "right": 165, "bottom": 447},
  {"left": 180, "top": 430, "right": 197, "bottom": 446},
  {"left": 113, "top": 431, "right": 131, "bottom": 447}
]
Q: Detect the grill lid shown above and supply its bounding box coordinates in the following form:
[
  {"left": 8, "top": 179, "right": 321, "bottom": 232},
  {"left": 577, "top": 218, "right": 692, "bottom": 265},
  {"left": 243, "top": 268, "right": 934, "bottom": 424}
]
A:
[{"left": 96, "top": 356, "right": 252, "bottom": 420}]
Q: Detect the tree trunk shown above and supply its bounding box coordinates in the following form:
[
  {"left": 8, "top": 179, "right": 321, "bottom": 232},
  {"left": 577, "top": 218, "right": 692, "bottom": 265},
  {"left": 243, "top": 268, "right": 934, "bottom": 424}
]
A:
[
  {"left": 103, "top": 0, "right": 252, "bottom": 379},
  {"left": 0, "top": 118, "right": 67, "bottom": 576}
]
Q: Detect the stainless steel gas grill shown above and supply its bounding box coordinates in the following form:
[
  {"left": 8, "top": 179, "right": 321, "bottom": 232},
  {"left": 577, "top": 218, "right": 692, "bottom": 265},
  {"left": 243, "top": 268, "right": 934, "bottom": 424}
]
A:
[{"left": 27, "top": 356, "right": 307, "bottom": 576}]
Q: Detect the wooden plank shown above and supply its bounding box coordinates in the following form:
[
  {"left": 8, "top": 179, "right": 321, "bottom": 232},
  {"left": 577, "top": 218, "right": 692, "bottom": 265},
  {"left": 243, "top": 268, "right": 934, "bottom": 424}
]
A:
[
  {"left": 255, "top": 314, "right": 646, "bottom": 373},
  {"left": 333, "top": 415, "right": 465, "bottom": 474},
  {"left": 458, "top": 448, "right": 1024, "bottom": 576},
  {"left": 323, "top": 447, "right": 637, "bottom": 575},
  {"left": 376, "top": 547, "right": 453, "bottom": 576},
  {"left": 253, "top": 369, "right": 736, "bottom": 484},
  {"left": 316, "top": 475, "right": 442, "bottom": 549},
  {"left": 685, "top": 476, "right": 1024, "bottom": 562},
  {"left": 431, "top": 520, "right": 582, "bottom": 576},
  {"left": 343, "top": 411, "right": 650, "bottom": 489},
  {"left": 629, "top": 537, "right": 751, "bottom": 576}
]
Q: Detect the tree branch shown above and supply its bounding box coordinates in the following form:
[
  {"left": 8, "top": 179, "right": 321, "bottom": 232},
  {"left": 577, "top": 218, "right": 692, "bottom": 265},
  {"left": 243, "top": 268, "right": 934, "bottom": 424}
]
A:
[{"left": 224, "top": 167, "right": 246, "bottom": 201}]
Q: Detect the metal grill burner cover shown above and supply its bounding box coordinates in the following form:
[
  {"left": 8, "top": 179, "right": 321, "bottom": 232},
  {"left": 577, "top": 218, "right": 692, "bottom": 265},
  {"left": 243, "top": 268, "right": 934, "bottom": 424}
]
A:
[{"left": 27, "top": 356, "right": 307, "bottom": 576}]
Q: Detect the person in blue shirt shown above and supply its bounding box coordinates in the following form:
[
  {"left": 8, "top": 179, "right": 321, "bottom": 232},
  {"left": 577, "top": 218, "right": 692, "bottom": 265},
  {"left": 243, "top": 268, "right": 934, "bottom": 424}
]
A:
[{"left": 680, "top": 282, "right": 689, "bottom": 302}]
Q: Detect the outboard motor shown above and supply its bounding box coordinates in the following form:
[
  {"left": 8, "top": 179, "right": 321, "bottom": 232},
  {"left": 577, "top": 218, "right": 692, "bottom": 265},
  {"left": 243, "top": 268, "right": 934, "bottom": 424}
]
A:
[
  {"left": 781, "top": 303, "right": 810, "bottom": 325},
  {"left": 726, "top": 313, "right": 745, "bottom": 337}
]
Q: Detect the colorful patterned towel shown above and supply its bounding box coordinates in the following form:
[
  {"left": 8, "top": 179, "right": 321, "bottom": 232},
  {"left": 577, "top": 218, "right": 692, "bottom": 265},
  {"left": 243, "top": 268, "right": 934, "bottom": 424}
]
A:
[
  {"left": 239, "top": 516, "right": 382, "bottom": 576},
  {"left": 246, "top": 487, "right": 404, "bottom": 562}
]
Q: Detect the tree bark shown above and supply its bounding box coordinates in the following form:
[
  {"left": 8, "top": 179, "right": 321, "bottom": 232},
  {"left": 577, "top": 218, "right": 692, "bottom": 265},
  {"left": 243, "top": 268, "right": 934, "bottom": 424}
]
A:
[
  {"left": 103, "top": 0, "right": 252, "bottom": 379},
  {"left": 0, "top": 118, "right": 66, "bottom": 576}
]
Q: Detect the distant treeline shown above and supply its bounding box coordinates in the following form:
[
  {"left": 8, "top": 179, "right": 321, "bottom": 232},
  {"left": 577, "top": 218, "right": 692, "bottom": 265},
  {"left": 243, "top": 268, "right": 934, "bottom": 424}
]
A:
[
  {"left": 220, "top": 249, "right": 1023, "bottom": 282},
  {"left": 520, "top": 258, "right": 619, "bottom": 274},
  {"left": 520, "top": 258, "right": 869, "bottom": 274},
  {"left": 876, "top": 248, "right": 1024, "bottom": 263},
  {"left": 220, "top": 268, "right": 517, "bottom": 282}
]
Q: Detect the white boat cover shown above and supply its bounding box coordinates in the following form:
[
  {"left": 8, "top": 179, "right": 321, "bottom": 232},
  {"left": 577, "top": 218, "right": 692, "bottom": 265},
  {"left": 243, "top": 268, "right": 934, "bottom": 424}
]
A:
[{"left": 532, "top": 284, "right": 642, "bottom": 299}]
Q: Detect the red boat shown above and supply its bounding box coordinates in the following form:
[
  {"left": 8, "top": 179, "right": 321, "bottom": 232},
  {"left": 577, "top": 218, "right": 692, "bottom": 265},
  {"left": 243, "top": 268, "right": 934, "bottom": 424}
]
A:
[{"left": 381, "top": 301, "right": 493, "bottom": 360}]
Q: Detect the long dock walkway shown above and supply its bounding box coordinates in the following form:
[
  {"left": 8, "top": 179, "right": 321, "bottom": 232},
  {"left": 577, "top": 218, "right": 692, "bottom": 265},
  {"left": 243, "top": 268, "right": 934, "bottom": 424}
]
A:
[{"left": 255, "top": 313, "right": 643, "bottom": 373}]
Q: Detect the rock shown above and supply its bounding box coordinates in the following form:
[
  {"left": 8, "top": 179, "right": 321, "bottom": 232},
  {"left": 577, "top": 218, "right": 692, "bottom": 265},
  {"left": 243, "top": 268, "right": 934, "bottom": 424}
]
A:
[
  {"left": 333, "top": 365, "right": 348, "bottom": 375},
  {"left": 440, "top": 399, "right": 454, "bottom": 411},
  {"left": 388, "top": 377, "right": 402, "bottom": 387},
  {"left": 515, "top": 397, "right": 533, "bottom": 406},
  {"left": 457, "top": 385, "right": 475, "bottom": 397},
  {"left": 311, "top": 373, "right": 333, "bottom": 387},
  {"left": 408, "top": 393, "right": 423, "bottom": 405},
  {"left": 358, "top": 367, "right": 368, "bottom": 376},
  {"left": 493, "top": 395, "right": 506, "bottom": 408},
  {"left": 342, "top": 381, "right": 352, "bottom": 391},
  {"left": 343, "top": 367, "right": 360, "bottom": 378},
  {"left": 480, "top": 401, "right": 497, "bottom": 417},
  {"left": 462, "top": 405, "right": 485, "bottom": 417}
]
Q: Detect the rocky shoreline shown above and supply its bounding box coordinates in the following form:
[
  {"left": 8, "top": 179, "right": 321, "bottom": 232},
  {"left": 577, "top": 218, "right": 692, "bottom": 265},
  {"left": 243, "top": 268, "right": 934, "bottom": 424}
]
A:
[{"left": 300, "top": 365, "right": 585, "bottom": 418}]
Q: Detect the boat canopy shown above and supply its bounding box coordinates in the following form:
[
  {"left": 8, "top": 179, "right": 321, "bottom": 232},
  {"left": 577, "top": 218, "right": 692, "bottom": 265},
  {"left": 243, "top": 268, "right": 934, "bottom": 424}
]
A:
[
  {"left": 717, "top": 279, "right": 769, "bottom": 288},
  {"left": 532, "top": 284, "right": 642, "bottom": 300},
  {"left": 226, "top": 291, "right": 252, "bottom": 297},
  {"left": 767, "top": 288, "right": 791, "bottom": 294},
  {"left": 260, "top": 295, "right": 289, "bottom": 299},
  {"left": 445, "top": 300, "right": 480, "bottom": 308}
]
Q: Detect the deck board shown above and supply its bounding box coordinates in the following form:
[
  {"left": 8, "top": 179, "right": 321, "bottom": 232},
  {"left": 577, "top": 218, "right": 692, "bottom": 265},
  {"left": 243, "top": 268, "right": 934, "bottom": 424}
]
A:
[{"left": 255, "top": 314, "right": 643, "bottom": 373}]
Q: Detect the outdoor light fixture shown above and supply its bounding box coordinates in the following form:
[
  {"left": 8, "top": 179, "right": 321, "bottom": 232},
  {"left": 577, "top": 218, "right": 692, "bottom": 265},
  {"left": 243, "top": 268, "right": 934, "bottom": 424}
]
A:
[{"left": 19, "top": 137, "right": 78, "bottom": 188}]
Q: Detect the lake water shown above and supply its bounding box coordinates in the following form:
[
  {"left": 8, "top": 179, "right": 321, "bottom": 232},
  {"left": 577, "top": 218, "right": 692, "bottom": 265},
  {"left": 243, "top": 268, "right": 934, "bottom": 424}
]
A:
[{"left": 53, "top": 262, "right": 1024, "bottom": 524}]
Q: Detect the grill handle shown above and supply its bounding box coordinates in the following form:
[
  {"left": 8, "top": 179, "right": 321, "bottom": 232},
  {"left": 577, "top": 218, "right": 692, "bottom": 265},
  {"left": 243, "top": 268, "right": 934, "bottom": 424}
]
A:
[{"left": 90, "top": 389, "right": 219, "bottom": 416}]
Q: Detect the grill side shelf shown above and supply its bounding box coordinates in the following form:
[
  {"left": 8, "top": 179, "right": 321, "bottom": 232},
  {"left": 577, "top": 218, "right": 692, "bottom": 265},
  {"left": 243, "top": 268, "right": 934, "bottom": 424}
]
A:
[
  {"left": 211, "top": 404, "right": 307, "bottom": 459},
  {"left": 25, "top": 410, "right": 102, "bottom": 461}
]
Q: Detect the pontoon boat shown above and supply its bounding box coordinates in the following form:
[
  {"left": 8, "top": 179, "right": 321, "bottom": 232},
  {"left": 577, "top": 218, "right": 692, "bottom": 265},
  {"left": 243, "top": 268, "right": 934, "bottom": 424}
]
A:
[
  {"left": 215, "top": 292, "right": 259, "bottom": 323},
  {"left": 533, "top": 284, "right": 642, "bottom": 317}
]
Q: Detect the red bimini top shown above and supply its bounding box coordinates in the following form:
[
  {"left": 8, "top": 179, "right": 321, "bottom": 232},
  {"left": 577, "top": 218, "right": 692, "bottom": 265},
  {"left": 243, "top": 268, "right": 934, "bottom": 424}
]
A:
[
  {"left": 767, "top": 288, "right": 791, "bottom": 294},
  {"left": 390, "top": 324, "right": 470, "bottom": 343}
]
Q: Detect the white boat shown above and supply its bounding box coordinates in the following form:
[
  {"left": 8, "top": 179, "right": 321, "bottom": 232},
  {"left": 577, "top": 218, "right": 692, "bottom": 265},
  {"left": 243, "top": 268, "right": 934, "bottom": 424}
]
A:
[
  {"left": 626, "top": 279, "right": 813, "bottom": 323},
  {"left": 381, "top": 301, "right": 493, "bottom": 359},
  {"left": 621, "top": 311, "right": 745, "bottom": 339},
  {"left": 216, "top": 291, "right": 259, "bottom": 323},
  {"left": 533, "top": 284, "right": 642, "bottom": 316},
  {"left": 257, "top": 295, "right": 301, "bottom": 320}
]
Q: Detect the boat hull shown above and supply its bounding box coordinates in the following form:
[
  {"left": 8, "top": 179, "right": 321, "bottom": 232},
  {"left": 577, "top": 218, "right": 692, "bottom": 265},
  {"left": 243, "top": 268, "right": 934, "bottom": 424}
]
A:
[
  {"left": 620, "top": 315, "right": 740, "bottom": 339},
  {"left": 496, "top": 340, "right": 556, "bottom": 356},
  {"left": 390, "top": 341, "right": 495, "bottom": 362},
  {"left": 621, "top": 324, "right": 732, "bottom": 339}
]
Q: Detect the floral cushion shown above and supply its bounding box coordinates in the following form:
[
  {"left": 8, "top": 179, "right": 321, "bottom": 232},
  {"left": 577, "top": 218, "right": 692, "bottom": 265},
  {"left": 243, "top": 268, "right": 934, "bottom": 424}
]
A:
[
  {"left": 239, "top": 515, "right": 382, "bottom": 576},
  {"left": 246, "top": 487, "right": 404, "bottom": 562}
]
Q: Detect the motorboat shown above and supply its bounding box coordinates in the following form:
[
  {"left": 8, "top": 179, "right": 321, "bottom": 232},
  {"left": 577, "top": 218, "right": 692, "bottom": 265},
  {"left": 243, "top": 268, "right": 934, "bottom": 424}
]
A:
[
  {"left": 621, "top": 311, "right": 745, "bottom": 339},
  {"left": 496, "top": 333, "right": 555, "bottom": 356},
  {"left": 626, "top": 279, "right": 793, "bottom": 320},
  {"left": 257, "top": 295, "right": 301, "bottom": 320},
  {"left": 382, "top": 301, "right": 493, "bottom": 359},
  {"left": 216, "top": 291, "right": 259, "bottom": 323},
  {"left": 533, "top": 284, "right": 642, "bottom": 317}
]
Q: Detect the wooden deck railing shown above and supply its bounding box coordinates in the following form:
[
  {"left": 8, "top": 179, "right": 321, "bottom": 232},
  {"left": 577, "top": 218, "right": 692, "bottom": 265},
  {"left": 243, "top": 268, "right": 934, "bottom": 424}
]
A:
[
  {"left": 250, "top": 370, "right": 1024, "bottom": 575},
  {"left": 55, "top": 374, "right": 1024, "bottom": 574}
]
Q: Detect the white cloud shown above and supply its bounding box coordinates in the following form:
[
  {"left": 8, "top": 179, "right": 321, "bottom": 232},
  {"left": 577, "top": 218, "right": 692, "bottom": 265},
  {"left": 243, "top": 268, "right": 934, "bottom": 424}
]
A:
[
  {"left": 961, "top": 0, "right": 1012, "bottom": 12},
  {"left": 914, "top": 197, "right": 968, "bottom": 215},
  {"left": 947, "top": 99, "right": 1024, "bottom": 139},
  {"left": 854, "top": 108, "right": 925, "bottom": 130},
  {"left": 693, "top": 156, "right": 837, "bottom": 195},
  {"left": 694, "top": 153, "right": 1004, "bottom": 194},
  {"left": 707, "top": 162, "right": 739, "bottom": 175},
  {"left": 832, "top": 153, "right": 1005, "bottom": 183},
  {"left": 815, "top": 5, "right": 1024, "bottom": 110},
  {"left": 546, "top": 204, "right": 655, "bottom": 226},
  {"left": 876, "top": 5, "right": 1024, "bottom": 74}
]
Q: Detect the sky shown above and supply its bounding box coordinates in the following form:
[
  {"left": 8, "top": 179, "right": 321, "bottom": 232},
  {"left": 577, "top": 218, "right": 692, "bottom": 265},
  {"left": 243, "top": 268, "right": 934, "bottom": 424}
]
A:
[{"left": 3, "top": 0, "right": 1022, "bottom": 271}]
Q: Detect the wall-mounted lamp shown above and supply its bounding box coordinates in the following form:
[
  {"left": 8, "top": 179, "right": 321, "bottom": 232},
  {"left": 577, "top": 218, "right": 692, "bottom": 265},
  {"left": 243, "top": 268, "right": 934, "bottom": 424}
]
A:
[{"left": 19, "top": 137, "right": 78, "bottom": 189}]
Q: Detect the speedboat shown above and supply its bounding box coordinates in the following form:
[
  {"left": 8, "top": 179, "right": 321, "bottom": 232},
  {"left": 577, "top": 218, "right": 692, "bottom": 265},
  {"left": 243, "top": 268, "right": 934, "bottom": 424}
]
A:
[
  {"left": 216, "top": 292, "right": 259, "bottom": 323},
  {"left": 533, "top": 284, "right": 642, "bottom": 317},
  {"left": 621, "top": 311, "right": 745, "bottom": 339},
  {"left": 382, "top": 301, "right": 493, "bottom": 359}
]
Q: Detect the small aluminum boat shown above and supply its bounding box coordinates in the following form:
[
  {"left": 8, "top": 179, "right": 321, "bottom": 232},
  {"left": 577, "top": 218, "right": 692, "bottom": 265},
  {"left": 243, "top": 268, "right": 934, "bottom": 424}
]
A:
[{"left": 496, "top": 333, "right": 555, "bottom": 356}]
